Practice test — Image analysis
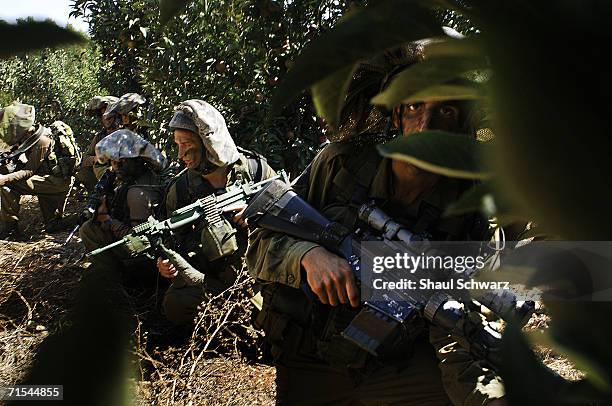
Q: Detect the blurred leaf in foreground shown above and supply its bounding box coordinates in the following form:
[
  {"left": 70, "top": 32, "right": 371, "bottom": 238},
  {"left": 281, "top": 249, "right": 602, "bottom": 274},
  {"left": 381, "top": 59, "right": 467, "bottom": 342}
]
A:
[{"left": 0, "top": 20, "right": 87, "bottom": 59}]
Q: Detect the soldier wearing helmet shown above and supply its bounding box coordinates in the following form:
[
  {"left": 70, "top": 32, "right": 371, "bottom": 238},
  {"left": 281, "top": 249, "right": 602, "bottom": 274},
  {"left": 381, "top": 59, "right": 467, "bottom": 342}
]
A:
[
  {"left": 156, "top": 100, "right": 276, "bottom": 325},
  {"left": 78, "top": 129, "right": 167, "bottom": 252},
  {"left": 0, "top": 102, "right": 77, "bottom": 238},
  {"left": 77, "top": 95, "right": 119, "bottom": 191},
  {"left": 103, "top": 93, "right": 148, "bottom": 134},
  {"left": 245, "top": 38, "right": 506, "bottom": 405}
]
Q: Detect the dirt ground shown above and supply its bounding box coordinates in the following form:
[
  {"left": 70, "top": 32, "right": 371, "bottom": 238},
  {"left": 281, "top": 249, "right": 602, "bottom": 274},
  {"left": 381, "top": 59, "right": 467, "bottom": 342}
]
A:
[
  {"left": 0, "top": 194, "right": 274, "bottom": 405},
  {"left": 0, "top": 194, "right": 581, "bottom": 405}
]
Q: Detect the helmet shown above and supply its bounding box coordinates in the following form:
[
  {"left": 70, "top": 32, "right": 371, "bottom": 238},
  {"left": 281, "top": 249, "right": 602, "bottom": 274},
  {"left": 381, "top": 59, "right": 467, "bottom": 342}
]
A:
[
  {"left": 103, "top": 93, "right": 147, "bottom": 121},
  {"left": 0, "top": 102, "right": 35, "bottom": 145},
  {"left": 169, "top": 100, "right": 239, "bottom": 172},
  {"left": 95, "top": 129, "right": 166, "bottom": 172},
  {"left": 335, "top": 27, "right": 470, "bottom": 141},
  {"left": 86, "top": 95, "right": 119, "bottom": 115}
]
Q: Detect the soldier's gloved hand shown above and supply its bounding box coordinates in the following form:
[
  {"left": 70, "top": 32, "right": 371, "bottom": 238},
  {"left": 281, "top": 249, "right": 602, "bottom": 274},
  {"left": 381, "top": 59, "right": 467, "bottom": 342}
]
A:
[
  {"left": 0, "top": 174, "right": 8, "bottom": 187},
  {"left": 157, "top": 257, "right": 178, "bottom": 279},
  {"left": 301, "top": 246, "right": 360, "bottom": 308}
]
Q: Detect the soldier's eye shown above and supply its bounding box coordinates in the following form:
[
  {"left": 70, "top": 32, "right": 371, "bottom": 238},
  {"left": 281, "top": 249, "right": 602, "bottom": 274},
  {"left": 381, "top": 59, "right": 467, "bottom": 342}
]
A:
[
  {"left": 407, "top": 103, "right": 423, "bottom": 112},
  {"left": 439, "top": 105, "right": 459, "bottom": 118}
]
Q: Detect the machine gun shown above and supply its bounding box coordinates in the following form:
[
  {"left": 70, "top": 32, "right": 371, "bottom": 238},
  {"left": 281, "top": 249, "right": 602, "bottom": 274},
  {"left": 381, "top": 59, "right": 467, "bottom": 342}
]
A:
[
  {"left": 86, "top": 171, "right": 288, "bottom": 258},
  {"left": 65, "top": 170, "right": 116, "bottom": 244},
  {"left": 242, "top": 180, "right": 535, "bottom": 370}
]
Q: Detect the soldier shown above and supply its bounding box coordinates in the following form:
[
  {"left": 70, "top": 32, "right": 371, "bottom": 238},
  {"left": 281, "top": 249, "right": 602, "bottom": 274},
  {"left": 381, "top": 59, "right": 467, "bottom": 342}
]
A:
[
  {"left": 103, "top": 93, "right": 148, "bottom": 135},
  {"left": 90, "top": 93, "right": 149, "bottom": 181},
  {"left": 0, "top": 103, "right": 78, "bottom": 238},
  {"left": 77, "top": 95, "right": 118, "bottom": 191},
  {"left": 156, "top": 99, "right": 275, "bottom": 325},
  {"left": 79, "top": 129, "right": 167, "bottom": 251},
  {"left": 245, "top": 48, "right": 506, "bottom": 405}
]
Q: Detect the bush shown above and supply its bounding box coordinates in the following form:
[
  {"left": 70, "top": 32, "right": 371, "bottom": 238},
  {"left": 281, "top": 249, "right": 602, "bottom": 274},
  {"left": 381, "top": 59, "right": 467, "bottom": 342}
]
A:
[
  {"left": 70, "top": 0, "right": 359, "bottom": 175},
  {"left": 0, "top": 43, "right": 105, "bottom": 147}
]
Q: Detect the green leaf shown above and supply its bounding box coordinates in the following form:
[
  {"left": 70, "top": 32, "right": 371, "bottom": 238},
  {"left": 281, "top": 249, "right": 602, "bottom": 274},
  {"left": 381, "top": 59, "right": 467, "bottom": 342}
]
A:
[
  {"left": 401, "top": 82, "right": 485, "bottom": 105},
  {"left": 159, "top": 0, "right": 192, "bottom": 25},
  {"left": 423, "top": 36, "right": 484, "bottom": 59},
  {"left": 371, "top": 56, "right": 486, "bottom": 108},
  {"left": 311, "top": 64, "right": 357, "bottom": 129},
  {"left": 444, "top": 182, "right": 527, "bottom": 223},
  {"left": 270, "top": 0, "right": 443, "bottom": 116},
  {"left": 0, "top": 20, "right": 87, "bottom": 59},
  {"left": 444, "top": 182, "right": 492, "bottom": 216},
  {"left": 377, "top": 130, "right": 491, "bottom": 179},
  {"left": 477, "top": 2, "right": 612, "bottom": 239}
]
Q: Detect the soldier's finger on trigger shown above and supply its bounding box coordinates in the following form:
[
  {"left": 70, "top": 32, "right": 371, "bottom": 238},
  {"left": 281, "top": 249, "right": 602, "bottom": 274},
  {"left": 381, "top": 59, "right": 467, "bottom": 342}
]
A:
[
  {"left": 325, "top": 281, "right": 340, "bottom": 306},
  {"left": 335, "top": 281, "right": 349, "bottom": 304},
  {"left": 346, "top": 278, "right": 360, "bottom": 308}
]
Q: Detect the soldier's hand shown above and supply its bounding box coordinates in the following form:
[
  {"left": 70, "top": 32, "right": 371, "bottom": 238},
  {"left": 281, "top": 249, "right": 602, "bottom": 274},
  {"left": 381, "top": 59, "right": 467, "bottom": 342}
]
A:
[
  {"left": 0, "top": 174, "right": 8, "bottom": 187},
  {"left": 223, "top": 204, "right": 248, "bottom": 228},
  {"left": 301, "top": 246, "right": 359, "bottom": 308},
  {"left": 157, "top": 257, "right": 178, "bottom": 279}
]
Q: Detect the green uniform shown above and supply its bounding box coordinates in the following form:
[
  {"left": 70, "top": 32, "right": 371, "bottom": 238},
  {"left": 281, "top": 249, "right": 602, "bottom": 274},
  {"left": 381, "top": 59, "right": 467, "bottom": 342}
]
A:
[
  {"left": 162, "top": 151, "right": 275, "bottom": 325},
  {"left": 75, "top": 129, "right": 109, "bottom": 191},
  {"left": 246, "top": 138, "right": 504, "bottom": 406},
  {"left": 0, "top": 125, "right": 72, "bottom": 227},
  {"left": 79, "top": 170, "right": 163, "bottom": 251}
]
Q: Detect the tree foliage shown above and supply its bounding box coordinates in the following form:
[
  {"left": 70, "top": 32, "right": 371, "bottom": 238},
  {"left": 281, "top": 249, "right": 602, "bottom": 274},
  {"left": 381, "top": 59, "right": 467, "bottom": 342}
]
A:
[
  {"left": 70, "top": 0, "right": 360, "bottom": 175},
  {"left": 0, "top": 44, "right": 104, "bottom": 146}
]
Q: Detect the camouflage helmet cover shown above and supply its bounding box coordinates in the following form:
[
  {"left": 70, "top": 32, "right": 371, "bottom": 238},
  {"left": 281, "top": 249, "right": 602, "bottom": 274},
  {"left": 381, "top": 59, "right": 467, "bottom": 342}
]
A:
[
  {"left": 334, "top": 26, "right": 465, "bottom": 141},
  {"left": 95, "top": 129, "right": 166, "bottom": 171},
  {"left": 0, "top": 102, "right": 36, "bottom": 145},
  {"left": 103, "top": 93, "right": 146, "bottom": 118},
  {"left": 86, "top": 95, "right": 119, "bottom": 115},
  {"left": 171, "top": 100, "right": 239, "bottom": 168}
]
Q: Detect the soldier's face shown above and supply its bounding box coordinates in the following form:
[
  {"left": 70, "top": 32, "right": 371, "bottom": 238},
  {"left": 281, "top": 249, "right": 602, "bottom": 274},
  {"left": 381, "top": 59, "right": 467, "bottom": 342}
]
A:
[
  {"left": 392, "top": 101, "right": 465, "bottom": 135},
  {"left": 111, "top": 159, "right": 128, "bottom": 179},
  {"left": 389, "top": 100, "right": 470, "bottom": 202},
  {"left": 174, "top": 129, "right": 203, "bottom": 169}
]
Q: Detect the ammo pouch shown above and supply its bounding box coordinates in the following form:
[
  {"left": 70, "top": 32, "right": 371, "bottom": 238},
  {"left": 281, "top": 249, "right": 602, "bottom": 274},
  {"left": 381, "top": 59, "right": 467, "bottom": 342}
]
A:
[
  {"left": 256, "top": 284, "right": 315, "bottom": 361},
  {"left": 200, "top": 217, "right": 239, "bottom": 261}
]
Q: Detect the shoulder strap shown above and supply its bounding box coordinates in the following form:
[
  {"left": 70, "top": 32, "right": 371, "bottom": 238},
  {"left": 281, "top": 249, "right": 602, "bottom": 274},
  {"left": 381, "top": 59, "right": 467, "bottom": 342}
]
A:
[
  {"left": 237, "top": 147, "right": 270, "bottom": 182},
  {"left": 335, "top": 145, "right": 383, "bottom": 206},
  {"left": 175, "top": 172, "right": 191, "bottom": 209}
]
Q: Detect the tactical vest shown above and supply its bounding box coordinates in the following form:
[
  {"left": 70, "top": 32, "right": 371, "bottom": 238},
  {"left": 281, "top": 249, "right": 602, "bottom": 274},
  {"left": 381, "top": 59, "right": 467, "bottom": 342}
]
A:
[
  {"left": 172, "top": 150, "right": 270, "bottom": 287},
  {"left": 109, "top": 170, "right": 164, "bottom": 226},
  {"left": 257, "top": 140, "right": 490, "bottom": 370}
]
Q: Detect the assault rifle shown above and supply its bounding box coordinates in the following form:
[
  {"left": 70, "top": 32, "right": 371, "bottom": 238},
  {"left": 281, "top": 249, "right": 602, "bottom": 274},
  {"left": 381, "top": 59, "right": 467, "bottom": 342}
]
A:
[
  {"left": 242, "top": 180, "right": 535, "bottom": 370},
  {"left": 86, "top": 171, "right": 289, "bottom": 259},
  {"left": 65, "top": 170, "right": 116, "bottom": 244}
]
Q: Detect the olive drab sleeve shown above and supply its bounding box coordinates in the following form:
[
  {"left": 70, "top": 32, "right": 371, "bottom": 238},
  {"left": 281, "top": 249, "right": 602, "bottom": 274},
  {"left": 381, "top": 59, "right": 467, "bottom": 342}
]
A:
[
  {"left": 245, "top": 144, "right": 352, "bottom": 288},
  {"left": 164, "top": 182, "right": 179, "bottom": 217},
  {"left": 429, "top": 325, "right": 505, "bottom": 405}
]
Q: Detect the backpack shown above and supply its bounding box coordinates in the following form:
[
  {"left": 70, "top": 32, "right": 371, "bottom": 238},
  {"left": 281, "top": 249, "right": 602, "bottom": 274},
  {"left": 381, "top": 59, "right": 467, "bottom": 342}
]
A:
[{"left": 47, "top": 121, "right": 82, "bottom": 178}]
